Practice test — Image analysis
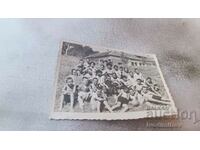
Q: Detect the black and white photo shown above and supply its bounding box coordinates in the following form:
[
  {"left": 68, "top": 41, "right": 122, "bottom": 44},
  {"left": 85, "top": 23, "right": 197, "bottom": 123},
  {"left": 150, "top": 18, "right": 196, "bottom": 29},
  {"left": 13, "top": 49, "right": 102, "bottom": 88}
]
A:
[{"left": 50, "top": 41, "right": 177, "bottom": 120}]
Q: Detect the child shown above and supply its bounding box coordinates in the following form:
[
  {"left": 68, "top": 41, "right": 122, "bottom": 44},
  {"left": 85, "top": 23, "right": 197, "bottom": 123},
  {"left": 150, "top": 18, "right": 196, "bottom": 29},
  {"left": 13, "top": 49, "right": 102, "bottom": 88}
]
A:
[
  {"left": 111, "top": 72, "right": 121, "bottom": 101},
  {"left": 134, "top": 78, "right": 144, "bottom": 94},
  {"left": 152, "top": 84, "right": 162, "bottom": 96},
  {"left": 91, "top": 88, "right": 113, "bottom": 113},
  {"left": 77, "top": 77, "right": 91, "bottom": 111},
  {"left": 76, "top": 59, "right": 85, "bottom": 74},
  {"left": 119, "top": 66, "right": 124, "bottom": 79},
  {"left": 111, "top": 86, "right": 130, "bottom": 113},
  {"left": 124, "top": 67, "right": 129, "bottom": 77},
  {"left": 113, "top": 65, "right": 121, "bottom": 78},
  {"left": 84, "top": 58, "right": 91, "bottom": 68},
  {"left": 138, "top": 86, "right": 170, "bottom": 106},
  {"left": 83, "top": 68, "right": 93, "bottom": 81},
  {"left": 111, "top": 72, "right": 120, "bottom": 85},
  {"left": 89, "top": 61, "right": 96, "bottom": 77},
  {"left": 105, "top": 62, "right": 113, "bottom": 75},
  {"left": 68, "top": 69, "right": 81, "bottom": 85},
  {"left": 133, "top": 68, "right": 144, "bottom": 81},
  {"left": 89, "top": 77, "right": 99, "bottom": 110},
  {"left": 60, "top": 77, "right": 76, "bottom": 111},
  {"left": 69, "top": 69, "right": 77, "bottom": 80},
  {"left": 90, "top": 77, "right": 99, "bottom": 93},
  {"left": 103, "top": 73, "right": 113, "bottom": 96},
  {"left": 96, "top": 70, "right": 108, "bottom": 89},
  {"left": 129, "top": 88, "right": 139, "bottom": 106},
  {"left": 128, "top": 71, "right": 136, "bottom": 87},
  {"left": 120, "top": 75, "right": 132, "bottom": 88},
  {"left": 99, "top": 59, "right": 104, "bottom": 66},
  {"left": 145, "top": 77, "right": 154, "bottom": 91},
  {"left": 98, "top": 64, "right": 106, "bottom": 74}
]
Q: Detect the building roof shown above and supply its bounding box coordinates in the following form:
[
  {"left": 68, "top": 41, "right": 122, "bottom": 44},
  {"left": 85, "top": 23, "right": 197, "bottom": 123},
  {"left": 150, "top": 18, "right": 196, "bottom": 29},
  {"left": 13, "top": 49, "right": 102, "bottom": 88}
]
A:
[{"left": 85, "top": 50, "right": 155, "bottom": 62}]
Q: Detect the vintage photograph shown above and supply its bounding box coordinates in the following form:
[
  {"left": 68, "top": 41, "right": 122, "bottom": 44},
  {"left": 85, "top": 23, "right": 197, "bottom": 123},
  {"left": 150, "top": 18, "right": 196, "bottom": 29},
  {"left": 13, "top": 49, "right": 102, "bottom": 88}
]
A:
[{"left": 50, "top": 41, "right": 177, "bottom": 120}]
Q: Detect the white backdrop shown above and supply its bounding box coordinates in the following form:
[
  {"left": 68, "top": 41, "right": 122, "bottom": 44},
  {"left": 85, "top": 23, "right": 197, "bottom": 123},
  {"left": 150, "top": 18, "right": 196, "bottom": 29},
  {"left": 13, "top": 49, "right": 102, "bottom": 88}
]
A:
[{"left": 0, "top": 19, "right": 200, "bottom": 130}]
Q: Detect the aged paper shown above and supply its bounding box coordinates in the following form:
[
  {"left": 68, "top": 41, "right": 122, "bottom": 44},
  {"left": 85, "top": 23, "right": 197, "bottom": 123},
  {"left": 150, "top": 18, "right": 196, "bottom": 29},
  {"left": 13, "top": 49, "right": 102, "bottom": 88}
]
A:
[{"left": 50, "top": 41, "right": 177, "bottom": 120}]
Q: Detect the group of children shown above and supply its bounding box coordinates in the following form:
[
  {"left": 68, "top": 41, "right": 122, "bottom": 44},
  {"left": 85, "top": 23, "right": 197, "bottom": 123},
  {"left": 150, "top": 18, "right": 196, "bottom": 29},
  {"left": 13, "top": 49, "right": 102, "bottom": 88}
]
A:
[{"left": 60, "top": 58, "right": 169, "bottom": 113}]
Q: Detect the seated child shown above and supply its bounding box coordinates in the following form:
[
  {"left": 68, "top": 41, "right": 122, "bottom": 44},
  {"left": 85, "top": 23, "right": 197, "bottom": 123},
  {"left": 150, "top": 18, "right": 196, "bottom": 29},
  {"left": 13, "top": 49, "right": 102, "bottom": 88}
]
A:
[
  {"left": 89, "top": 61, "right": 96, "bottom": 76},
  {"left": 123, "top": 67, "right": 129, "bottom": 77},
  {"left": 145, "top": 77, "right": 154, "bottom": 92},
  {"left": 129, "top": 88, "right": 139, "bottom": 106},
  {"left": 113, "top": 65, "right": 121, "bottom": 78},
  {"left": 133, "top": 68, "right": 144, "bottom": 81},
  {"left": 60, "top": 77, "right": 76, "bottom": 111},
  {"left": 134, "top": 78, "right": 144, "bottom": 94},
  {"left": 104, "top": 62, "right": 113, "bottom": 75},
  {"left": 90, "top": 87, "right": 113, "bottom": 113},
  {"left": 138, "top": 86, "right": 170, "bottom": 106},
  {"left": 96, "top": 70, "right": 108, "bottom": 89},
  {"left": 76, "top": 59, "right": 85, "bottom": 74},
  {"left": 119, "top": 66, "right": 124, "bottom": 79},
  {"left": 77, "top": 77, "right": 91, "bottom": 111},
  {"left": 120, "top": 75, "right": 133, "bottom": 88},
  {"left": 111, "top": 86, "right": 130, "bottom": 113},
  {"left": 128, "top": 71, "right": 136, "bottom": 87},
  {"left": 152, "top": 84, "right": 162, "bottom": 97},
  {"left": 111, "top": 73, "right": 121, "bottom": 99}
]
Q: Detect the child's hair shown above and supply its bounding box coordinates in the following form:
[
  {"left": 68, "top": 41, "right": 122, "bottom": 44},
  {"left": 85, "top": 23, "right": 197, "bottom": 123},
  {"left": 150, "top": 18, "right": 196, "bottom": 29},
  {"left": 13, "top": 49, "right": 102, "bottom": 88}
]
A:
[
  {"left": 129, "top": 88, "right": 134, "bottom": 93},
  {"left": 112, "top": 72, "right": 117, "bottom": 77},
  {"left": 121, "top": 75, "right": 127, "bottom": 79},
  {"left": 154, "top": 84, "right": 159, "bottom": 89},
  {"left": 114, "top": 65, "right": 118, "bottom": 69},
  {"left": 121, "top": 85, "right": 129, "bottom": 92},
  {"left": 82, "top": 76, "right": 88, "bottom": 80},
  {"left": 142, "top": 86, "right": 148, "bottom": 90},
  {"left": 146, "top": 77, "right": 152, "bottom": 80},
  {"left": 93, "top": 77, "right": 98, "bottom": 80},
  {"left": 154, "top": 84, "right": 158, "bottom": 87},
  {"left": 119, "top": 66, "right": 123, "bottom": 70},
  {"left": 136, "top": 78, "right": 142, "bottom": 82},
  {"left": 66, "top": 77, "right": 73, "bottom": 82},
  {"left": 71, "top": 68, "right": 76, "bottom": 74},
  {"left": 106, "top": 62, "right": 113, "bottom": 67},
  {"left": 79, "top": 59, "right": 84, "bottom": 62},
  {"left": 124, "top": 67, "right": 129, "bottom": 72},
  {"left": 96, "top": 69, "right": 102, "bottom": 74},
  {"left": 90, "top": 61, "right": 96, "bottom": 66},
  {"left": 135, "top": 68, "right": 139, "bottom": 72},
  {"left": 100, "top": 64, "right": 105, "bottom": 68}
]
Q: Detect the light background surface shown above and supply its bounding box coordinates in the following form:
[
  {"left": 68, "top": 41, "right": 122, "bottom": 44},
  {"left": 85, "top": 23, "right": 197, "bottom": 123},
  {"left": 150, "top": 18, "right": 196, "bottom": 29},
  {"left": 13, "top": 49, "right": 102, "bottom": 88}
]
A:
[{"left": 0, "top": 19, "right": 200, "bottom": 130}]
